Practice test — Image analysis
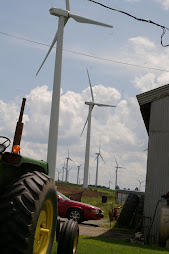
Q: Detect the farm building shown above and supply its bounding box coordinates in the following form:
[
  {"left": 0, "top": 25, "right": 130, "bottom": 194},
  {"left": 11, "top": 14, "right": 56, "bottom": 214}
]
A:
[
  {"left": 137, "top": 84, "right": 169, "bottom": 244},
  {"left": 116, "top": 189, "right": 144, "bottom": 204}
]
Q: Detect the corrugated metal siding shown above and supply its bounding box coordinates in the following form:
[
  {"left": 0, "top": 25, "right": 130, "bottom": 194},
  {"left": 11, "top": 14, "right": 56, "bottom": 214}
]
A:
[
  {"left": 137, "top": 84, "right": 169, "bottom": 106},
  {"left": 144, "top": 96, "right": 169, "bottom": 243}
]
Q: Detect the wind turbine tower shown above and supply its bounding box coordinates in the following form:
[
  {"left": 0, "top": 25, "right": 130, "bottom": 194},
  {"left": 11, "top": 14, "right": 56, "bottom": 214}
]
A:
[
  {"left": 36, "top": 0, "right": 113, "bottom": 180},
  {"left": 76, "top": 164, "right": 83, "bottom": 185},
  {"left": 94, "top": 144, "right": 105, "bottom": 187},
  {"left": 81, "top": 69, "right": 116, "bottom": 188},
  {"left": 114, "top": 157, "right": 126, "bottom": 190}
]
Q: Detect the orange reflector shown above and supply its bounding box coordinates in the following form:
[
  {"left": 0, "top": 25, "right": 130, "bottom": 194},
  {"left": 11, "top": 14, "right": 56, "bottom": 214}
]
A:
[{"left": 12, "top": 145, "right": 20, "bottom": 154}]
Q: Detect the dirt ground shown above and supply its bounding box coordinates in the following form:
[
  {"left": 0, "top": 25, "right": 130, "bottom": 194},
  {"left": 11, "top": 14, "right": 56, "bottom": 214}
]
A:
[{"left": 56, "top": 183, "right": 103, "bottom": 197}]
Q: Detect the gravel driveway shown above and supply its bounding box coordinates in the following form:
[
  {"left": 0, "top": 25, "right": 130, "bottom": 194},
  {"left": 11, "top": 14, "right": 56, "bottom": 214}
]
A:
[
  {"left": 60, "top": 218, "right": 133, "bottom": 240},
  {"left": 60, "top": 219, "right": 111, "bottom": 237}
]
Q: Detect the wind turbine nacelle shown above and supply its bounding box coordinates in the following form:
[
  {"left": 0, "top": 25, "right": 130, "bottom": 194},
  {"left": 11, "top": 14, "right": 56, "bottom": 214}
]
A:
[
  {"left": 85, "top": 102, "right": 95, "bottom": 106},
  {"left": 50, "top": 8, "right": 69, "bottom": 18}
]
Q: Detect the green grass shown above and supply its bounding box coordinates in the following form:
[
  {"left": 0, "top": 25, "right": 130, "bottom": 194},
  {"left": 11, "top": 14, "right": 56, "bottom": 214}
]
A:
[
  {"left": 52, "top": 236, "right": 169, "bottom": 254},
  {"left": 81, "top": 195, "right": 120, "bottom": 220}
]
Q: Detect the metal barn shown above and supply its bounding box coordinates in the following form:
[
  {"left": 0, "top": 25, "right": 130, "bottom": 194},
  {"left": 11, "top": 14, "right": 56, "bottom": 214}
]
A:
[{"left": 137, "top": 84, "right": 169, "bottom": 244}]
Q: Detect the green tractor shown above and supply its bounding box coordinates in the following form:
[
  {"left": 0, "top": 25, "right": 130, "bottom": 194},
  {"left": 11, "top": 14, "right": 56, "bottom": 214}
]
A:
[{"left": 0, "top": 98, "right": 79, "bottom": 254}]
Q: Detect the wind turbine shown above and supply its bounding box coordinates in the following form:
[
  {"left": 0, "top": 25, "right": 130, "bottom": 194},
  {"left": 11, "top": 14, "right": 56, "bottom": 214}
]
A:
[
  {"left": 65, "top": 149, "right": 74, "bottom": 182},
  {"left": 136, "top": 178, "right": 145, "bottom": 191},
  {"left": 81, "top": 69, "right": 116, "bottom": 188},
  {"left": 76, "top": 163, "right": 83, "bottom": 185},
  {"left": 56, "top": 168, "right": 63, "bottom": 181},
  {"left": 62, "top": 160, "right": 66, "bottom": 181},
  {"left": 109, "top": 180, "right": 113, "bottom": 189},
  {"left": 114, "top": 157, "right": 126, "bottom": 190},
  {"left": 36, "top": 0, "right": 113, "bottom": 180},
  {"left": 66, "top": 167, "right": 73, "bottom": 182},
  {"left": 94, "top": 143, "right": 105, "bottom": 187}
]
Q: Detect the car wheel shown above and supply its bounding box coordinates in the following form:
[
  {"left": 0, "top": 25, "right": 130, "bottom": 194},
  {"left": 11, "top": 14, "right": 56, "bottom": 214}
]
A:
[
  {"left": 57, "top": 219, "right": 79, "bottom": 254},
  {"left": 67, "top": 208, "right": 84, "bottom": 223}
]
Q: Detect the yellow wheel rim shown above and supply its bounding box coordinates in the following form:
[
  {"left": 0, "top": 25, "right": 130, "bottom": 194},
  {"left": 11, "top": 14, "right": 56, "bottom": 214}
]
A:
[
  {"left": 73, "top": 231, "right": 79, "bottom": 254},
  {"left": 34, "top": 200, "right": 53, "bottom": 254}
]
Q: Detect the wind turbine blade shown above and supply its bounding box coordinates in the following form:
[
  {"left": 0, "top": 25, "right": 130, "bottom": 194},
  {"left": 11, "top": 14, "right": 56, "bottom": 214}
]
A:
[
  {"left": 99, "top": 137, "right": 101, "bottom": 153},
  {"left": 69, "top": 158, "right": 74, "bottom": 163},
  {"left": 100, "top": 154, "right": 106, "bottom": 164},
  {"left": 36, "top": 31, "right": 58, "bottom": 76},
  {"left": 66, "top": 0, "right": 70, "bottom": 11},
  {"left": 114, "top": 156, "right": 118, "bottom": 167},
  {"left": 95, "top": 102, "right": 116, "bottom": 107},
  {"left": 36, "top": 18, "right": 68, "bottom": 76},
  {"left": 80, "top": 115, "right": 88, "bottom": 137},
  {"left": 118, "top": 167, "right": 126, "bottom": 169},
  {"left": 93, "top": 155, "right": 98, "bottom": 162},
  {"left": 69, "top": 13, "right": 113, "bottom": 28},
  {"left": 86, "top": 68, "right": 94, "bottom": 102},
  {"left": 79, "top": 163, "right": 84, "bottom": 167}
]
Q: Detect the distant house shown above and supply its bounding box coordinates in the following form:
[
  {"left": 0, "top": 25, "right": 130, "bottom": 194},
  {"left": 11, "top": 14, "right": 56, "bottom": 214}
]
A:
[{"left": 116, "top": 189, "right": 144, "bottom": 204}]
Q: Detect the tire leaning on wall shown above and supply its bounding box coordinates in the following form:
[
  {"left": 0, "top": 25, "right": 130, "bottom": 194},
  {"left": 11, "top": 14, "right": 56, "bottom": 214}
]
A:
[{"left": 118, "top": 193, "right": 139, "bottom": 226}]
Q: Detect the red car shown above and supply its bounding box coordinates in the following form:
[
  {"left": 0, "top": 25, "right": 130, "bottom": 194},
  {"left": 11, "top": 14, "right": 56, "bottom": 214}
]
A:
[{"left": 57, "top": 192, "right": 104, "bottom": 223}]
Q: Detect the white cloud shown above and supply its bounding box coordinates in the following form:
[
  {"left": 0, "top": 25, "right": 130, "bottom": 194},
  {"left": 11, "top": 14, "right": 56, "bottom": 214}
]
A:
[
  {"left": 120, "top": 36, "right": 169, "bottom": 92},
  {"left": 155, "top": 0, "right": 169, "bottom": 10},
  {"left": 0, "top": 85, "right": 148, "bottom": 190}
]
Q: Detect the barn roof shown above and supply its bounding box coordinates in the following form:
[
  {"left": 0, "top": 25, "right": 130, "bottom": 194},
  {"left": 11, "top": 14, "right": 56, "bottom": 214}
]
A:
[{"left": 136, "top": 84, "right": 169, "bottom": 133}]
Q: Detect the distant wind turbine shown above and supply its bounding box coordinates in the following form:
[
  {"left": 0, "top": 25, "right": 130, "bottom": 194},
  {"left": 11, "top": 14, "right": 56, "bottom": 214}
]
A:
[
  {"left": 94, "top": 143, "right": 105, "bottom": 187},
  {"left": 62, "top": 160, "right": 66, "bottom": 181},
  {"left": 136, "top": 178, "right": 145, "bottom": 191},
  {"left": 75, "top": 163, "right": 83, "bottom": 185},
  {"left": 81, "top": 69, "right": 116, "bottom": 188},
  {"left": 56, "top": 168, "right": 63, "bottom": 181},
  {"left": 114, "top": 157, "right": 126, "bottom": 190},
  {"left": 36, "top": 0, "right": 113, "bottom": 180},
  {"left": 65, "top": 149, "right": 74, "bottom": 182},
  {"left": 109, "top": 180, "right": 113, "bottom": 189}
]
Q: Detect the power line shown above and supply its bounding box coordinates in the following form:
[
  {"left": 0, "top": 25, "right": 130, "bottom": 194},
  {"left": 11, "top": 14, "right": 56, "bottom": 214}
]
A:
[
  {"left": 88, "top": 0, "right": 169, "bottom": 47},
  {"left": 0, "top": 31, "right": 169, "bottom": 73}
]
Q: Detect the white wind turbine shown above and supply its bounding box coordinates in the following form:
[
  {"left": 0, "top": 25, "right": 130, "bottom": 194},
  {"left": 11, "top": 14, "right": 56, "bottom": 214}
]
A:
[
  {"left": 65, "top": 149, "right": 74, "bottom": 182},
  {"left": 136, "top": 178, "right": 145, "bottom": 191},
  {"left": 62, "top": 160, "right": 66, "bottom": 181},
  {"left": 114, "top": 157, "right": 126, "bottom": 190},
  {"left": 81, "top": 69, "right": 116, "bottom": 188},
  {"left": 76, "top": 163, "right": 83, "bottom": 185},
  {"left": 94, "top": 143, "right": 105, "bottom": 187},
  {"left": 36, "top": 0, "right": 113, "bottom": 180}
]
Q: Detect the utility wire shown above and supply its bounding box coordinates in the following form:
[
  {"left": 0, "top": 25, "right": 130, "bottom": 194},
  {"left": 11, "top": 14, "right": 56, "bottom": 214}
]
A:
[
  {"left": 0, "top": 31, "right": 169, "bottom": 73},
  {"left": 88, "top": 0, "right": 169, "bottom": 47}
]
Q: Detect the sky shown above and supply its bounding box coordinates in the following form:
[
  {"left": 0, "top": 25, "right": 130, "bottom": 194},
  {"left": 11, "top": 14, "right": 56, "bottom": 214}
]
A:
[{"left": 0, "top": 0, "right": 169, "bottom": 190}]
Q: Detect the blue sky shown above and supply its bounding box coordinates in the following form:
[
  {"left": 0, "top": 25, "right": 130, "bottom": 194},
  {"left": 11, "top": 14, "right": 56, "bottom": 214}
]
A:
[{"left": 0, "top": 0, "right": 169, "bottom": 189}]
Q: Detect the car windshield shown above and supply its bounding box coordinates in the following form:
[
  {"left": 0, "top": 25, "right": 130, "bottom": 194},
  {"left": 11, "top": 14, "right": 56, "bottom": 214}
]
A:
[{"left": 57, "top": 191, "right": 70, "bottom": 201}]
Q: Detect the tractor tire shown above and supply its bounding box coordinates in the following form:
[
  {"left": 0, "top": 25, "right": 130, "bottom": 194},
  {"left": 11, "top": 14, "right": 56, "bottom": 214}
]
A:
[
  {"left": 118, "top": 193, "right": 139, "bottom": 226},
  {"left": 0, "top": 171, "right": 57, "bottom": 254},
  {"left": 134, "top": 195, "right": 145, "bottom": 232},
  {"left": 67, "top": 208, "right": 84, "bottom": 223},
  {"left": 57, "top": 219, "right": 79, "bottom": 254}
]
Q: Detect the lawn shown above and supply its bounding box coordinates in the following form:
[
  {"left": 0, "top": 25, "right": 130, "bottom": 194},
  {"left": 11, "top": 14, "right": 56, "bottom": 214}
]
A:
[{"left": 52, "top": 235, "right": 169, "bottom": 254}]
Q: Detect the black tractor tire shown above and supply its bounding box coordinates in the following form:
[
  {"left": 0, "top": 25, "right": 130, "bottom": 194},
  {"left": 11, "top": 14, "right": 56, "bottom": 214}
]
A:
[
  {"left": 57, "top": 219, "right": 79, "bottom": 254},
  {"left": 0, "top": 171, "right": 57, "bottom": 254},
  {"left": 134, "top": 195, "right": 145, "bottom": 233},
  {"left": 118, "top": 193, "right": 139, "bottom": 226},
  {"left": 67, "top": 208, "right": 84, "bottom": 223}
]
